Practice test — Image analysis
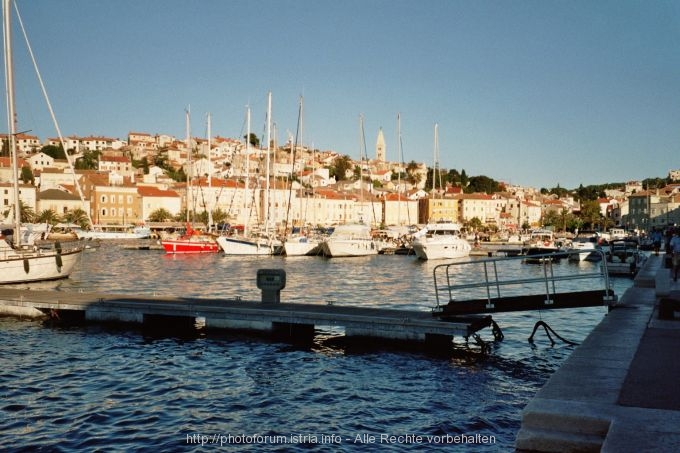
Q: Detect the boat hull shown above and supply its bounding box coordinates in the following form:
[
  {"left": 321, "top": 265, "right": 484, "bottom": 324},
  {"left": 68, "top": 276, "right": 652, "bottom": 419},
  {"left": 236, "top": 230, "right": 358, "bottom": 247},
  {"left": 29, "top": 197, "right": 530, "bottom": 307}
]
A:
[
  {"left": 412, "top": 238, "right": 471, "bottom": 260},
  {"left": 161, "top": 238, "right": 219, "bottom": 254},
  {"left": 216, "top": 236, "right": 279, "bottom": 255},
  {"left": 320, "top": 239, "right": 378, "bottom": 257},
  {"left": 283, "top": 238, "right": 321, "bottom": 256},
  {"left": 0, "top": 248, "right": 83, "bottom": 284}
]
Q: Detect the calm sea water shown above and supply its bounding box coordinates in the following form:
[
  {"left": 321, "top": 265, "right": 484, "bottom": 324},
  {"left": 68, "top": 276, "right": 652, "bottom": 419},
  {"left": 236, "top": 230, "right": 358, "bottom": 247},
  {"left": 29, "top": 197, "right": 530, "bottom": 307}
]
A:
[{"left": 0, "top": 243, "right": 635, "bottom": 451}]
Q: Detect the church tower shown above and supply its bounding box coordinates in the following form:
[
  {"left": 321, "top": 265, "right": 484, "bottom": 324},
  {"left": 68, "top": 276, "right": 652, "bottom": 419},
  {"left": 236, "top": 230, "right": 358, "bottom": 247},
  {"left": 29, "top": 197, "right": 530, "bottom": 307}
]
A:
[{"left": 376, "top": 127, "right": 386, "bottom": 162}]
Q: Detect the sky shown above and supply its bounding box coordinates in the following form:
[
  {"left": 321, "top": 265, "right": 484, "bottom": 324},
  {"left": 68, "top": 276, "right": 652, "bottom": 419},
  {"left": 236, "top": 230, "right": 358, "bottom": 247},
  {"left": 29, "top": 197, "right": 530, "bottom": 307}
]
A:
[{"left": 4, "top": 0, "right": 680, "bottom": 189}]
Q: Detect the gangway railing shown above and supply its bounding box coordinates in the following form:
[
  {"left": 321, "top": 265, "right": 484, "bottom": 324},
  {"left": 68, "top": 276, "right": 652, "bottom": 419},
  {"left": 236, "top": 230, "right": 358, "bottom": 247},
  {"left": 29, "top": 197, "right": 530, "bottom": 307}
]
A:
[{"left": 432, "top": 249, "right": 617, "bottom": 316}]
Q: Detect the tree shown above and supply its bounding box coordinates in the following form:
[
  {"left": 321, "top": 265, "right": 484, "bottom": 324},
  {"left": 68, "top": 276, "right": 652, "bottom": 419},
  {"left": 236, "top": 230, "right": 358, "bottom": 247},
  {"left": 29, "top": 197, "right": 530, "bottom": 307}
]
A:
[
  {"left": 19, "top": 201, "right": 35, "bottom": 223},
  {"left": 405, "top": 160, "right": 422, "bottom": 186},
  {"left": 464, "top": 217, "right": 483, "bottom": 231},
  {"left": 578, "top": 199, "right": 602, "bottom": 229},
  {"left": 62, "top": 208, "right": 90, "bottom": 228},
  {"left": 75, "top": 150, "right": 101, "bottom": 170},
  {"left": 40, "top": 144, "right": 67, "bottom": 160},
  {"left": 328, "top": 155, "right": 352, "bottom": 181},
  {"left": 20, "top": 166, "right": 34, "bottom": 184},
  {"left": 147, "top": 208, "right": 173, "bottom": 222},
  {"left": 465, "top": 175, "right": 501, "bottom": 194},
  {"left": 245, "top": 132, "right": 260, "bottom": 148},
  {"left": 36, "top": 209, "right": 60, "bottom": 224}
]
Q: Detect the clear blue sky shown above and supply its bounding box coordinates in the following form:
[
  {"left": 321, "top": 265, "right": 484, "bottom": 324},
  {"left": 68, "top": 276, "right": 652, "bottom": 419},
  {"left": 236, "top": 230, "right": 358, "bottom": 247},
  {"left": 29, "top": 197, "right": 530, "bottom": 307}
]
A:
[{"left": 5, "top": 0, "right": 680, "bottom": 189}]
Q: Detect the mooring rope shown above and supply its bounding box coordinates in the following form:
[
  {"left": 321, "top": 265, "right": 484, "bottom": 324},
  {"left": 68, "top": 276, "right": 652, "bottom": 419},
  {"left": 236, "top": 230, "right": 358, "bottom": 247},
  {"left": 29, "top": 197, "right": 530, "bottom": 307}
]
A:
[{"left": 528, "top": 320, "right": 578, "bottom": 346}]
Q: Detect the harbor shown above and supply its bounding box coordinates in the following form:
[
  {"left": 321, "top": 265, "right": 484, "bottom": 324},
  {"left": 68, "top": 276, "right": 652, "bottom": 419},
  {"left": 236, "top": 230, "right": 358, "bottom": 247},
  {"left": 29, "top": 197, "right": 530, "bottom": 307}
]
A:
[{"left": 1, "top": 242, "right": 634, "bottom": 450}]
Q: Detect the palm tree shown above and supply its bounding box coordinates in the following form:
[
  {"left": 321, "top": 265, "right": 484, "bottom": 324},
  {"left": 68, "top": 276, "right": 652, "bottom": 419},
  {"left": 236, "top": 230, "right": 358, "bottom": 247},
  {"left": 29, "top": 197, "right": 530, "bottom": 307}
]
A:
[
  {"left": 148, "top": 208, "right": 173, "bottom": 222},
  {"left": 19, "top": 201, "right": 35, "bottom": 223},
  {"left": 62, "top": 208, "right": 90, "bottom": 229},
  {"left": 36, "top": 209, "right": 60, "bottom": 224}
]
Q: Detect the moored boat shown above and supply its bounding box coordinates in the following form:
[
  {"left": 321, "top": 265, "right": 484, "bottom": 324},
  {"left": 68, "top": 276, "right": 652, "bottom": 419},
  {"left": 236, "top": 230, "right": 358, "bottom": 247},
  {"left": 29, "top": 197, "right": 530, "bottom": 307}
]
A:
[
  {"left": 320, "top": 223, "right": 378, "bottom": 257},
  {"left": 73, "top": 224, "right": 151, "bottom": 240},
  {"left": 412, "top": 221, "right": 471, "bottom": 260},
  {"left": 161, "top": 224, "right": 219, "bottom": 254},
  {"left": 603, "top": 239, "right": 647, "bottom": 277},
  {"left": 0, "top": 1, "right": 85, "bottom": 284}
]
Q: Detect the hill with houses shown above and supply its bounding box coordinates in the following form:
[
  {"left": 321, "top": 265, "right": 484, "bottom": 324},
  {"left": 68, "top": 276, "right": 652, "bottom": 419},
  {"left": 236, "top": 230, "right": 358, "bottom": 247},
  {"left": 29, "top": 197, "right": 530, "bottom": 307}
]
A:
[{"left": 1, "top": 130, "right": 679, "bottom": 234}]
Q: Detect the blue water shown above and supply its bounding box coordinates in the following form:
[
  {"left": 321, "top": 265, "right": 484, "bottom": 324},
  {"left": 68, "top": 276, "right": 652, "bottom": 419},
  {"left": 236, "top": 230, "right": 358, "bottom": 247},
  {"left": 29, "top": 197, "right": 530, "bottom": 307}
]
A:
[{"left": 0, "top": 244, "right": 635, "bottom": 451}]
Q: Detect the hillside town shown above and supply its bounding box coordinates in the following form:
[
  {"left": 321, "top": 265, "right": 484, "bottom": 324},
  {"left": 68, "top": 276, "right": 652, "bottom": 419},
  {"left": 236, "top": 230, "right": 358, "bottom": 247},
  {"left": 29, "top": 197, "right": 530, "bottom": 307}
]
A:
[{"left": 1, "top": 128, "right": 680, "bottom": 236}]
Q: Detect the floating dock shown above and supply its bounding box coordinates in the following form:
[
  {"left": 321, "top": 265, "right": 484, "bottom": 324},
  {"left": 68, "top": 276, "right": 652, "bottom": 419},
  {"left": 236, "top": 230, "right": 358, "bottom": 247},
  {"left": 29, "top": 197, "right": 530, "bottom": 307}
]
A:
[{"left": 0, "top": 276, "right": 494, "bottom": 351}]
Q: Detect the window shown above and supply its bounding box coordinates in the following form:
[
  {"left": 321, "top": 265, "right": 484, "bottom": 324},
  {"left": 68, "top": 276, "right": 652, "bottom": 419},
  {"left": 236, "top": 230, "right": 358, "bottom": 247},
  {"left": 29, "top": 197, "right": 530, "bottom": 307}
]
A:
[{"left": 101, "top": 195, "right": 107, "bottom": 203}]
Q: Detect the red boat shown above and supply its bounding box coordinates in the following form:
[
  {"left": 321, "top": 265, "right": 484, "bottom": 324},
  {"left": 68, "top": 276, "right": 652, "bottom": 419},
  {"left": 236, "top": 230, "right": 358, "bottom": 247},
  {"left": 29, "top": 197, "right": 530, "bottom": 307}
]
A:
[{"left": 160, "top": 224, "right": 220, "bottom": 254}]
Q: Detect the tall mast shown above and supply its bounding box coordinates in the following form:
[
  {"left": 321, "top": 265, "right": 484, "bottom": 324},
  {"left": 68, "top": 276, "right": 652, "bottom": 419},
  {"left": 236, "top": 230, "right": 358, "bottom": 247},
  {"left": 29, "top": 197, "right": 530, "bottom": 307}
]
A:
[
  {"left": 185, "top": 107, "right": 192, "bottom": 223},
  {"left": 244, "top": 105, "right": 250, "bottom": 238},
  {"left": 3, "top": 0, "right": 20, "bottom": 247},
  {"left": 397, "top": 113, "right": 401, "bottom": 226},
  {"left": 265, "top": 91, "right": 271, "bottom": 233},
  {"left": 207, "top": 112, "right": 213, "bottom": 230}
]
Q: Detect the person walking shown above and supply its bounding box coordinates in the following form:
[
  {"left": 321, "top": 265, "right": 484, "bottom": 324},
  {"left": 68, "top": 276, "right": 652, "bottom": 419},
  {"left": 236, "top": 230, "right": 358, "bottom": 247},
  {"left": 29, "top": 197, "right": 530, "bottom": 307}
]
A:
[
  {"left": 651, "top": 228, "right": 663, "bottom": 256},
  {"left": 670, "top": 229, "right": 680, "bottom": 282}
]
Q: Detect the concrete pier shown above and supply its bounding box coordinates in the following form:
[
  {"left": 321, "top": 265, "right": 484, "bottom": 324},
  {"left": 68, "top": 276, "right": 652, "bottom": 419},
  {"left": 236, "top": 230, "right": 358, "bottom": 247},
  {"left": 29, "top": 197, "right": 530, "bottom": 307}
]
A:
[
  {"left": 0, "top": 287, "right": 492, "bottom": 350},
  {"left": 515, "top": 253, "right": 680, "bottom": 452}
]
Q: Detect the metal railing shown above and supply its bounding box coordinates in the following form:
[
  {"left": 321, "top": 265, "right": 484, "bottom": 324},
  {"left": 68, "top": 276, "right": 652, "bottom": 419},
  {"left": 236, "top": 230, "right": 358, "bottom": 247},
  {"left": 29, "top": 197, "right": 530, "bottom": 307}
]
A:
[{"left": 432, "top": 249, "right": 616, "bottom": 310}]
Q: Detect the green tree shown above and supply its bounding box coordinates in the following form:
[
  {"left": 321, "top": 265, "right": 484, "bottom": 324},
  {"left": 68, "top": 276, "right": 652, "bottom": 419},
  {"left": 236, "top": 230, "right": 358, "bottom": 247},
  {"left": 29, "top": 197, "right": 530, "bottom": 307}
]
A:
[
  {"left": 19, "top": 200, "right": 35, "bottom": 223},
  {"left": 405, "top": 160, "right": 422, "bottom": 186},
  {"left": 465, "top": 175, "right": 501, "bottom": 194},
  {"left": 36, "top": 209, "right": 60, "bottom": 224},
  {"left": 147, "top": 208, "right": 173, "bottom": 222},
  {"left": 578, "top": 199, "right": 602, "bottom": 229},
  {"left": 40, "top": 144, "right": 67, "bottom": 160},
  {"left": 62, "top": 208, "right": 90, "bottom": 228},
  {"left": 20, "top": 166, "right": 34, "bottom": 184},
  {"left": 245, "top": 132, "right": 260, "bottom": 148},
  {"left": 75, "top": 150, "right": 101, "bottom": 170},
  {"left": 328, "top": 155, "right": 353, "bottom": 181}
]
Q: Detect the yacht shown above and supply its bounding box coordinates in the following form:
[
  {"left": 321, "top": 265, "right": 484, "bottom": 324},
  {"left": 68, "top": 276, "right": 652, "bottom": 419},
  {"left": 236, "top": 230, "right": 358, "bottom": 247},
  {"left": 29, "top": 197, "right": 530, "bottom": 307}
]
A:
[{"left": 412, "top": 221, "right": 471, "bottom": 260}]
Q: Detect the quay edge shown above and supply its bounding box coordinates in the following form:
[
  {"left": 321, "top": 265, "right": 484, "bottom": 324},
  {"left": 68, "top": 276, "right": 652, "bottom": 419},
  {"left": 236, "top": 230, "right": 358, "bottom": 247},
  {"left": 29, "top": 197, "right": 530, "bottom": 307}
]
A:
[{"left": 515, "top": 253, "right": 680, "bottom": 452}]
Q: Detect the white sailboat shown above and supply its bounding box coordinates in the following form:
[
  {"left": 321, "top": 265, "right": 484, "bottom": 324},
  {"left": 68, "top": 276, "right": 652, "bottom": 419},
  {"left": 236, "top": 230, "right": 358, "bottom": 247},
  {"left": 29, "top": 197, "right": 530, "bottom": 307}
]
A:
[
  {"left": 282, "top": 96, "right": 323, "bottom": 256},
  {"left": 1, "top": 0, "right": 83, "bottom": 284},
  {"left": 217, "top": 93, "right": 281, "bottom": 255},
  {"left": 320, "top": 115, "right": 379, "bottom": 257},
  {"left": 411, "top": 124, "right": 471, "bottom": 260}
]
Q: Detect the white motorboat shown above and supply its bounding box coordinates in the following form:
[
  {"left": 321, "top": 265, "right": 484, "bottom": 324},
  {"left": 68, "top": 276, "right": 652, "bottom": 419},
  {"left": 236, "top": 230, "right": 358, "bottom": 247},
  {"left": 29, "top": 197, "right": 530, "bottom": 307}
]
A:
[
  {"left": 568, "top": 231, "right": 599, "bottom": 261},
  {"left": 217, "top": 234, "right": 282, "bottom": 256},
  {"left": 320, "top": 223, "right": 378, "bottom": 257},
  {"left": 412, "top": 221, "right": 471, "bottom": 260},
  {"left": 73, "top": 225, "right": 151, "bottom": 240},
  {"left": 283, "top": 235, "right": 322, "bottom": 256}
]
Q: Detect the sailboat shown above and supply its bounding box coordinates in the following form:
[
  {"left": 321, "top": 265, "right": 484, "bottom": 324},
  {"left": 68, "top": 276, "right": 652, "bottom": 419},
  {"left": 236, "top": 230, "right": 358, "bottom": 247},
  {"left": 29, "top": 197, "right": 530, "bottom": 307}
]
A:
[
  {"left": 217, "top": 92, "right": 281, "bottom": 255},
  {"left": 161, "top": 108, "right": 219, "bottom": 254},
  {"left": 1, "top": 0, "right": 83, "bottom": 283},
  {"left": 282, "top": 96, "right": 323, "bottom": 256},
  {"left": 320, "top": 115, "right": 379, "bottom": 257},
  {"left": 411, "top": 123, "right": 471, "bottom": 260}
]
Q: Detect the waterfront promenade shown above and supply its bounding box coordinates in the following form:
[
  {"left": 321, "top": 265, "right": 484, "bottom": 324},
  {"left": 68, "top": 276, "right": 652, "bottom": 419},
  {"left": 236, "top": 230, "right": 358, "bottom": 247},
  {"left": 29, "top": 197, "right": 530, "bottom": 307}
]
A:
[{"left": 516, "top": 253, "right": 680, "bottom": 451}]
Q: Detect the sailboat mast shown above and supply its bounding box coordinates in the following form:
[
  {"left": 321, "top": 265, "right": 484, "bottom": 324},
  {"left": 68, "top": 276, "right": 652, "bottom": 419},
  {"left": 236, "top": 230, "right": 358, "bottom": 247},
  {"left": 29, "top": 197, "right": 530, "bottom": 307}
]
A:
[
  {"left": 3, "top": 0, "right": 20, "bottom": 247},
  {"left": 207, "top": 112, "right": 213, "bottom": 230},
  {"left": 397, "top": 113, "right": 401, "bottom": 226},
  {"left": 244, "top": 105, "right": 250, "bottom": 238},
  {"left": 265, "top": 91, "right": 271, "bottom": 233},
  {"left": 185, "top": 107, "right": 192, "bottom": 223}
]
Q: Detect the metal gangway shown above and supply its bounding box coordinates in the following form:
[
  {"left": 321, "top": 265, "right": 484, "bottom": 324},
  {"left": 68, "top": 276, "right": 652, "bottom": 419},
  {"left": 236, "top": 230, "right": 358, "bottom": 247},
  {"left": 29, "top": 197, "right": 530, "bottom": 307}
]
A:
[{"left": 432, "top": 249, "right": 617, "bottom": 318}]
